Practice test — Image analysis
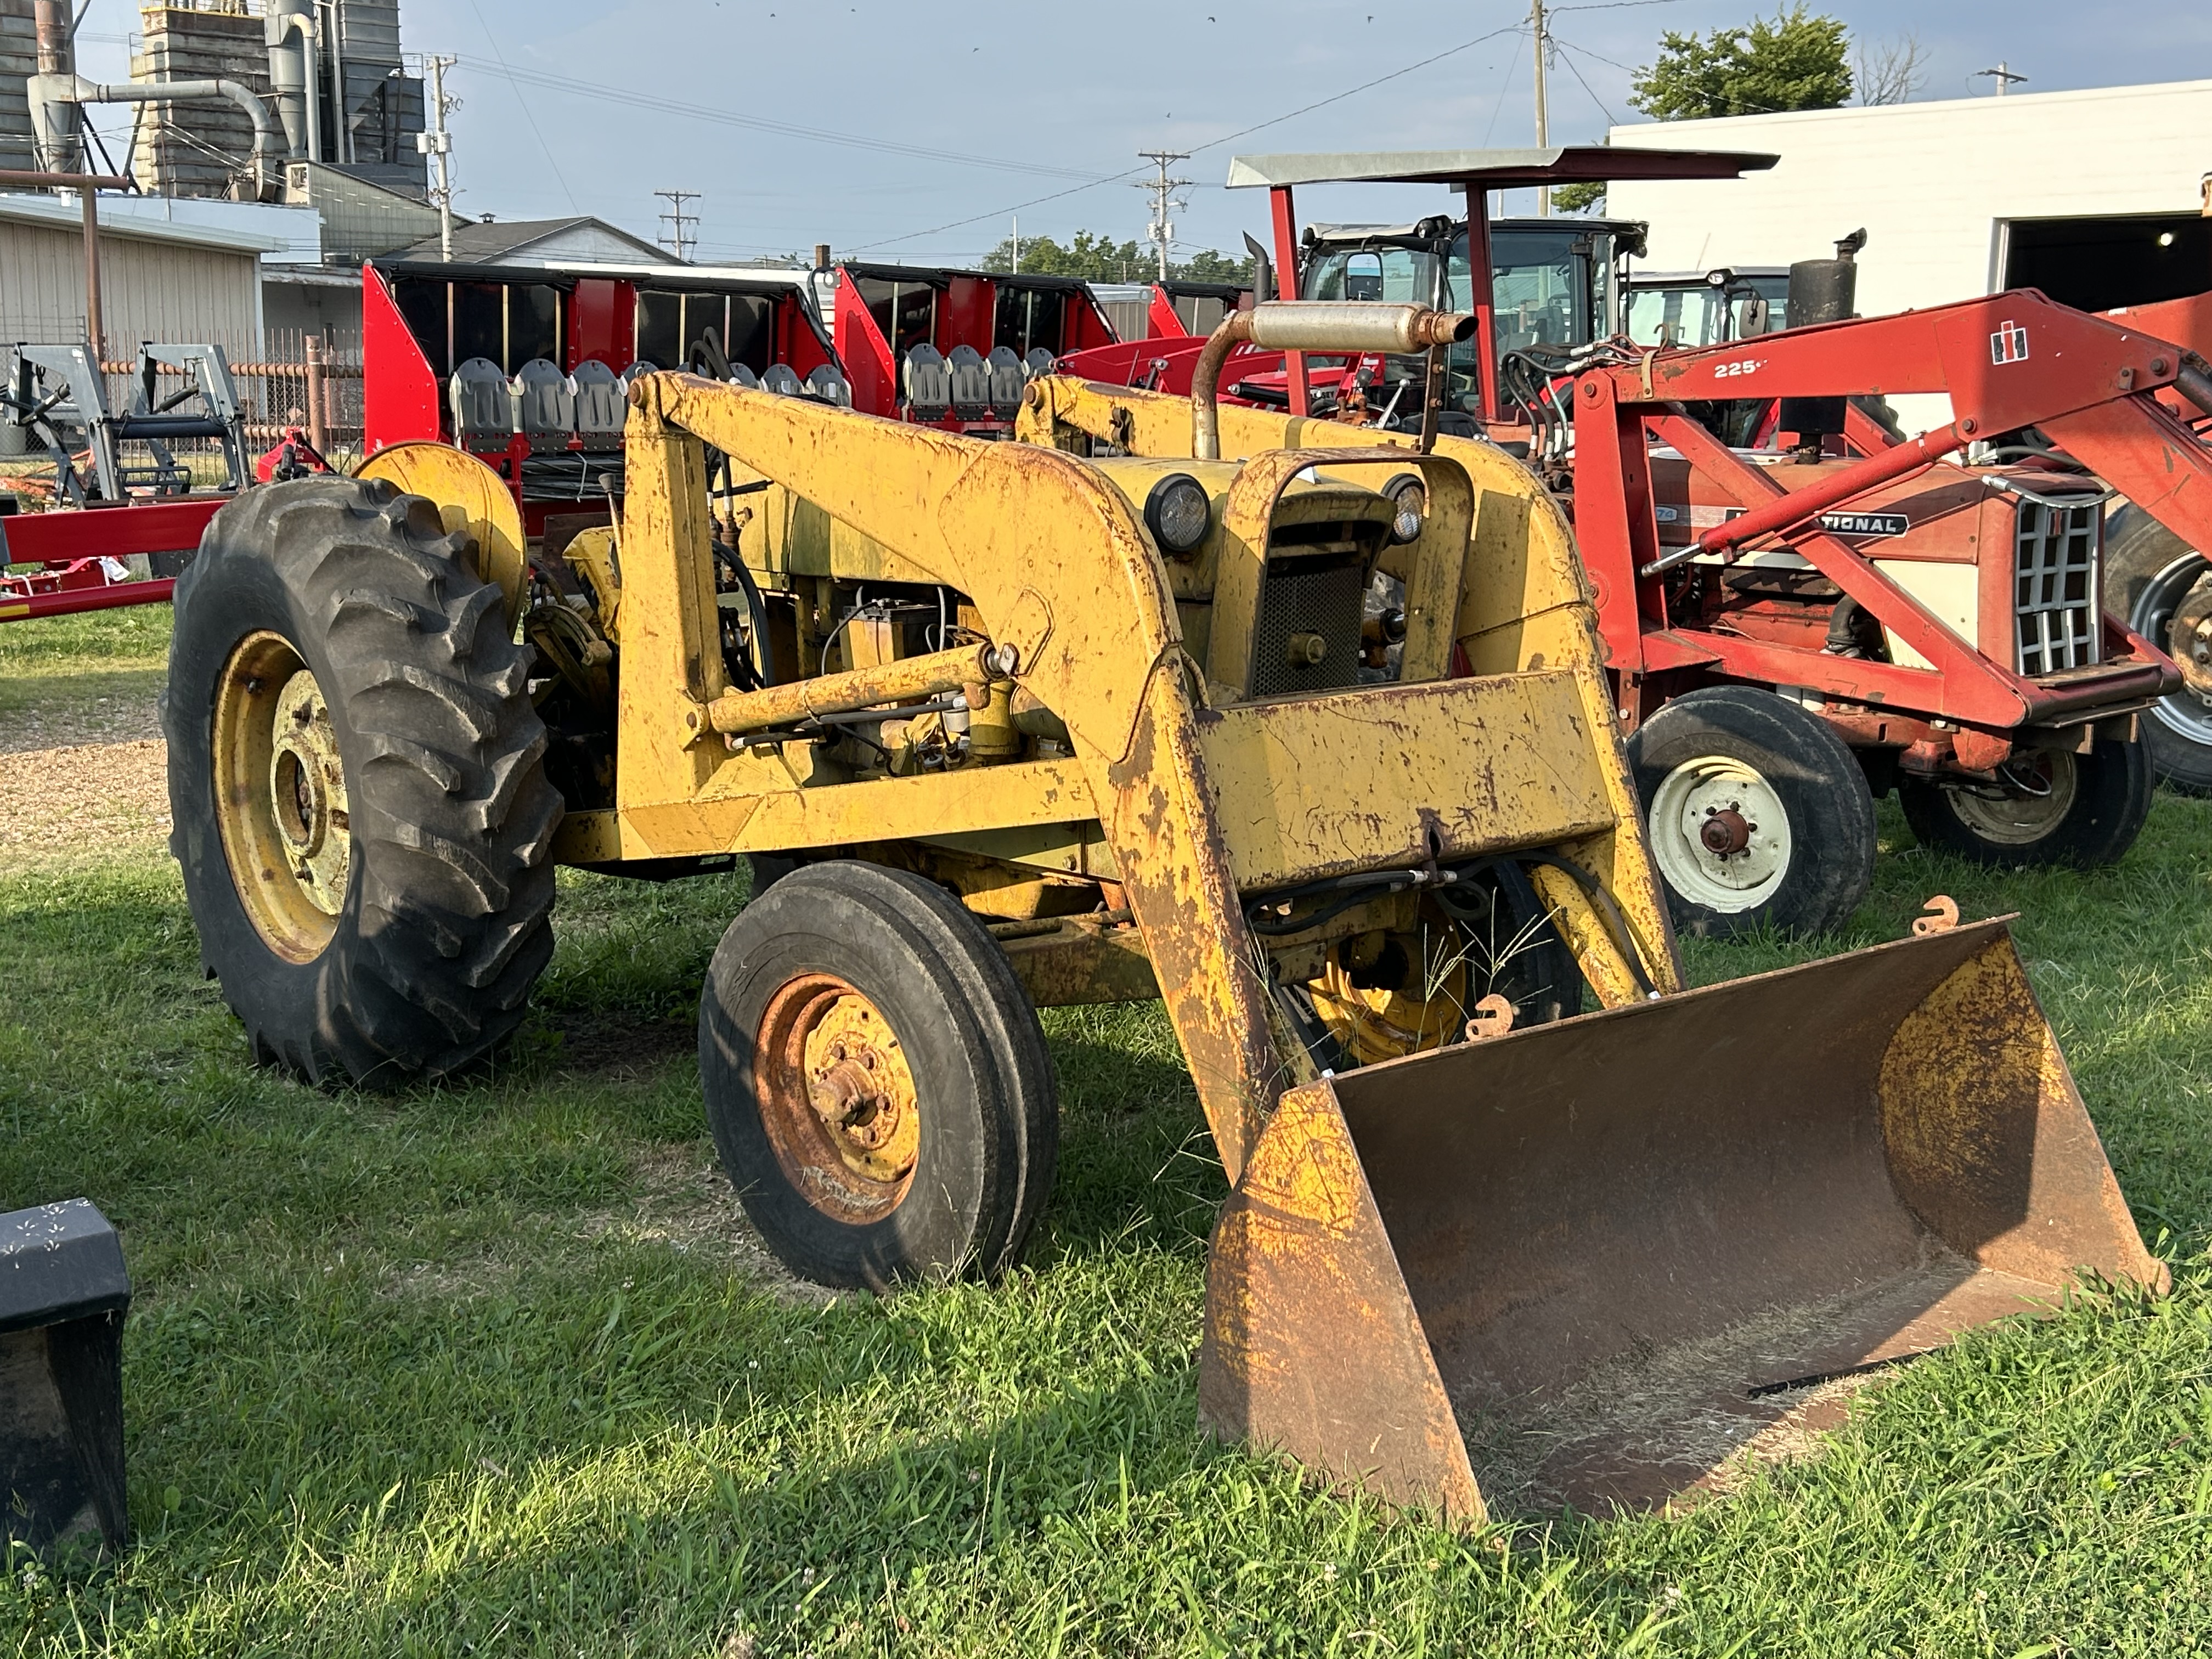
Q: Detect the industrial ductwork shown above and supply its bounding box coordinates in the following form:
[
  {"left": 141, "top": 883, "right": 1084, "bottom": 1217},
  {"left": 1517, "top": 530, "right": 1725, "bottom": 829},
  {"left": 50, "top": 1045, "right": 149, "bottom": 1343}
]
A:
[
  {"left": 26, "top": 74, "right": 281, "bottom": 201},
  {"left": 264, "top": 0, "right": 320, "bottom": 163}
]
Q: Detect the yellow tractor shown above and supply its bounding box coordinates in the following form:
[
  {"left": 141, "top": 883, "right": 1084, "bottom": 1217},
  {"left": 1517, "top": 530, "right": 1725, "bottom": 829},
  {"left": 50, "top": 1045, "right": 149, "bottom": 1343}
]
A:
[{"left": 164, "top": 303, "right": 2159, "bottom": 1521}]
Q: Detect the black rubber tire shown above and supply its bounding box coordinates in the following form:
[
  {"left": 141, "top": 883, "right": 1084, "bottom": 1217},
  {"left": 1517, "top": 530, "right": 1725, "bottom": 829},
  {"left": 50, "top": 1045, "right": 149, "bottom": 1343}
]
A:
[
  {"left": 165, "top": 476, "right": 562, "bottom": 1086},
  {"left": 2105, "top": 509, "right": 2212, "bottom": 795},
  {"left": 1629, "top": 685, "right": 1876, "bottom": 939},
  {"left": 1898, "top": 740, "right": 2153, "bottom": 867},
  {"left": 699, "top": 861, "right": 1058, "bottom": 1290}
]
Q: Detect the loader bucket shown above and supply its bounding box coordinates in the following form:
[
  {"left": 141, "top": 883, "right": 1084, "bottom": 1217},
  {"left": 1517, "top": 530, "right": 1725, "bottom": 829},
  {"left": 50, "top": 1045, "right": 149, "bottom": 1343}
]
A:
[
  {"left": 1200, "top": 918, "right": 2161, "bottom": 1523},
  {"left": 1, "top": 1200, "right": 131, "bottom": 1559}
]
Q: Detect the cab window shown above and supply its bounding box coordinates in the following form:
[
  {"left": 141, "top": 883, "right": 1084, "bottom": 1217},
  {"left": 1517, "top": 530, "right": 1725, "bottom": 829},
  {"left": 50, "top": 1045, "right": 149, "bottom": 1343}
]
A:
[{"left": 1308, "top": 246, "right": 1427, "bottom": 304}]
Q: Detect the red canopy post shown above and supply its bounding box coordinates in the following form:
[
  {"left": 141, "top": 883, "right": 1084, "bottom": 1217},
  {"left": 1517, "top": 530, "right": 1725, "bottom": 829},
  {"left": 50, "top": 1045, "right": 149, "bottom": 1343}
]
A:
[{"left": 1268, "top": 184, "right": 1309, "bottom": 416}]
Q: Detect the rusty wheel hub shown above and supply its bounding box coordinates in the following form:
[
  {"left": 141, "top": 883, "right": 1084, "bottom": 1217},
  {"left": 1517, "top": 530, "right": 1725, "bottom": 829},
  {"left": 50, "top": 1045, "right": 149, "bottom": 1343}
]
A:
[
  {"left": 754, "top": 975, "right": 921, "bottom": 1220},
  {"left": 1698, "top": 806, "right": 1753, "bottom": 856}
]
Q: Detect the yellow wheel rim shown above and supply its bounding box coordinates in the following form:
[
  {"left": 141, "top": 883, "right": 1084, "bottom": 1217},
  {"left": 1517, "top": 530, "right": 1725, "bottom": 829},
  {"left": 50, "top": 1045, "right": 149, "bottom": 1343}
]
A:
[
  {"left": 1305, "top": 937, "right": 1469, "bottom": 1067},
  {"left": 755, "top": 974, "right": 922, "bottom": 1221},
  {"left": 212, "top": 630, "right": 350, "bottom": 963}
]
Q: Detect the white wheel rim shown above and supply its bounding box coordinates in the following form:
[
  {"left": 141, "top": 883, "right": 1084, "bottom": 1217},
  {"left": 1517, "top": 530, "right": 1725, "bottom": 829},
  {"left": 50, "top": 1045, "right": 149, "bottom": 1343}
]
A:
[
  {"left": 1944, "top": 751, "right": 2078, "bottom": 845},
  {"left": 1648, "top": 754, "right": 1793, "bottom": 913}
]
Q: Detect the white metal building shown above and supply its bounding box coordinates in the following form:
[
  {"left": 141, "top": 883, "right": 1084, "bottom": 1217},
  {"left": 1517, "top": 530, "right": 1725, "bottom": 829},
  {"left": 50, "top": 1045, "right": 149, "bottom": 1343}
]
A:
[
  {"left": 1606, "top": 80, "right": 2212, "bottom": 322},
  {"left": 0, "top": 193, "right": 288, "bottom": 348}
]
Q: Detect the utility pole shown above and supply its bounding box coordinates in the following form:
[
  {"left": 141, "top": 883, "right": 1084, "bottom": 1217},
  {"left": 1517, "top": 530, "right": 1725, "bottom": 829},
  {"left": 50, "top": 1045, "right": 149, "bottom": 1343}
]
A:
[
  {"left": 1531, "top": 0, "right": 1551, "bottom": 215},
  {"left": 655, "top": 188, "right": 700, "bottom": 262},
  {"left": 1137, "top": 149, "right": 1191, "bottom": 283},
  {"left": 1011, "top": 213, "right": 1018, "bottom": 275},
  {"left": 417, "top": 54, "right": 456, "bottom": 263},
  {"left": 1974, "top": 62, "right": 2027, "bottom": 95}
]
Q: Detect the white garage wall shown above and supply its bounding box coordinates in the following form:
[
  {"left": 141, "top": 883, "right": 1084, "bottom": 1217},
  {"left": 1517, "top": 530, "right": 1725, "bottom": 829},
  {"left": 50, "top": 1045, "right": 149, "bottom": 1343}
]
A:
[{"left": 1606, "top": 80, "right": 2212, "bottom": 319}]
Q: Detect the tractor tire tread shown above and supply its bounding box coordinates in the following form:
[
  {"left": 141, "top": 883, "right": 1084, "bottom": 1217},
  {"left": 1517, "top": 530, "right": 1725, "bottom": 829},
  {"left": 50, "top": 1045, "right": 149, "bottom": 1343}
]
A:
[{"left": 166, "top": 476, "right": 561, "bottom": 1088}]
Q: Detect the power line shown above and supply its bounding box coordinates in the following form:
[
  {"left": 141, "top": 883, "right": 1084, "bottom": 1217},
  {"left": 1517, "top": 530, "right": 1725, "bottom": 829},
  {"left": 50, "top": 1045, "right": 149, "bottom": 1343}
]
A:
[
  {"left": 856, "top": 20, "right": 1525, "bottom": 253},
  {"left": 1480, "top": 28, "right": 1527, "bottom": 148},
  {"left": 1549, "top": 37, "right": 1623, "bottom": 125},
  {"left": 463, "top": 0, "right": 575, "bottom": 211},
  {"left": 1137, "top": 150, "right": 1192, "bottom": 283},
  {"left": 454, "top": 57, "right": 1109, "bottom": 184},
  {"left": 655, "top": 189, "right": 701, "bottom": 262}
]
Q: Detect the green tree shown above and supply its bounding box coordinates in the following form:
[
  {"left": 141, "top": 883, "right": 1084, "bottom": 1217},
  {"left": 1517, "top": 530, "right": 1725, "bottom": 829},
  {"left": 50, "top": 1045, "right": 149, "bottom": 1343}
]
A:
[
  {"left": 978, "top": 230, "right": 1255, "bottom": 285},
  {"left": 1551, "top": 180, "right": 1607, "bottom": 214},
  {"left": 1629, "top": 5, "right": 1851, "bottom": 120},
  {"left": 1173, "top": 247, "right": 1257, "bottom": 285},
  {"left": 979, "top": 229, "right": 1144, "bottom": 279}
]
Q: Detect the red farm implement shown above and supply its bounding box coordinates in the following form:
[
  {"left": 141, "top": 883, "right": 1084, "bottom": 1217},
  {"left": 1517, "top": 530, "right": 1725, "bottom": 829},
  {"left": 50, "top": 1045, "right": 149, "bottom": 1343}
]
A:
[
  {"left": 1062, "top": 145, "right": 2196, "bottom": 934},
  {"left": 832, "top": 262, "right": 1116, "bottom": 433},
  {"left": 3, "top": 343, "right": 247, "bottom": 623},
  {"left": 362, "top": 258, "right": 845, "bottom": 534}
]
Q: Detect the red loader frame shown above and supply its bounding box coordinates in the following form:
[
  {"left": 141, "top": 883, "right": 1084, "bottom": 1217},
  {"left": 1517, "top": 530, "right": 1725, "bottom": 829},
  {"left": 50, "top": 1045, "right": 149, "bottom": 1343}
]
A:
[
  {"left": 1579, "top": 289, "right": 2199, "bottom": 759},
  {"left": 0, "top": 499, "right": 217, "bottom": 620}
]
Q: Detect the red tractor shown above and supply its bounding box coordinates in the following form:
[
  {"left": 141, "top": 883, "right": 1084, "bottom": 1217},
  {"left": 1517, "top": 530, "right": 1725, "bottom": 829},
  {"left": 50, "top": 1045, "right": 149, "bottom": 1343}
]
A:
[{"left": 1201, "top": 146, "right": 2192, "bottom": 936}]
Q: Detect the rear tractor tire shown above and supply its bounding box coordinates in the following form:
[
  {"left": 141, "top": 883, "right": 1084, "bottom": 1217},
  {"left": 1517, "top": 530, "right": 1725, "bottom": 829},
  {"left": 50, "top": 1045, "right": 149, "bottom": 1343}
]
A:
[
  {"left": 1898, "top": 740, "right": 2152, "bottom": 868},
  {"left": 699, "top": 862, "right": 1059, "bottom": 1289},
  {"left": 165, "top": 477, "right": 562, "bottom": 1086},
  {"left": 1629, "top": 685, "right": 1876, "bottom": 939}
]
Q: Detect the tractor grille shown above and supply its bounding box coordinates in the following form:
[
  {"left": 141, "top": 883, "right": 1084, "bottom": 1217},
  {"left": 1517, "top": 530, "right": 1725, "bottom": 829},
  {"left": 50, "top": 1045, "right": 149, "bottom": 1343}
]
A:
[
  {"left": 1250, "top": 556, "right": 1367, "bottom": 697},
  {"left": 2013, "top": 498, "right": 2102, "bottom": 676}
]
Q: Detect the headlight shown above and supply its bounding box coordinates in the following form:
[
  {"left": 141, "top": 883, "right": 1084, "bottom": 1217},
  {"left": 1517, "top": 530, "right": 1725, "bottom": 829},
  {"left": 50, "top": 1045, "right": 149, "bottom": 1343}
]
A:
[
  {"left": 1144, "top": 473, "right": 1211, "bottom": 555},
  {"left": 1383, "top": 473, "right": 1426, "bottom": 544}
]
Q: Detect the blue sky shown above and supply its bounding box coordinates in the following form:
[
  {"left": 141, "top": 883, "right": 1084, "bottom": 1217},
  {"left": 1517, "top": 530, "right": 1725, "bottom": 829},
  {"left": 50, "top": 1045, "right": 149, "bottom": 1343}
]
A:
[{"left": 68, "top": 1, "right": 2212, "bottom": 267}]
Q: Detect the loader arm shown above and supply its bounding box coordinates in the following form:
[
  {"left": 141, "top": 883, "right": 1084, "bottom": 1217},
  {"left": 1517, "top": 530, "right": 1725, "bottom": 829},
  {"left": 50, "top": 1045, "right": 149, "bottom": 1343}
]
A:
[{"left": 1615, "top": 288, "right": 2212, "bottom": 559}]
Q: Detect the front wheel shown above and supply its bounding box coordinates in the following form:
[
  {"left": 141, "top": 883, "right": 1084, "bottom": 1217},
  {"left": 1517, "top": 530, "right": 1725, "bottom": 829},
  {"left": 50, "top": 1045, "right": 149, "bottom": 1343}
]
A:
[
  {"left": 2106, "top": 510, "right": 2212, "bottom": 794},
  {"left": 699, "top": 861, "right": 1059, "bottom": 1289},
  {"left": 1898, "top": 741, "right": 2152, "bottom": 867},
  {"left": 1629, "top": 685, "right": 1876, "bottom": 939}
]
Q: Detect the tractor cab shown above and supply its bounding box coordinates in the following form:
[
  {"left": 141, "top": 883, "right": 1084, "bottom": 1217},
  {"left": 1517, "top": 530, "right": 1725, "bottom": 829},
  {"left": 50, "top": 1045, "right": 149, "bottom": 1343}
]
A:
[
  {"left": 1224, "top": 146, "right": 1777, "bottom": 438},
  {"left": 1623, "top": 266, "right": 1791, "bottom": 349},
  {"left": 1297, "top": 215, "right": 1647, "bottom": 422}
]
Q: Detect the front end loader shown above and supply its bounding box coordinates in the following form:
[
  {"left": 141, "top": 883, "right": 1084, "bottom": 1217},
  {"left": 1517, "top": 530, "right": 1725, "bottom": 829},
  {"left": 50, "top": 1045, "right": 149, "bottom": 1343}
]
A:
[{"left": 163, "top": 302, "right": 2160, "bottom": 1521}]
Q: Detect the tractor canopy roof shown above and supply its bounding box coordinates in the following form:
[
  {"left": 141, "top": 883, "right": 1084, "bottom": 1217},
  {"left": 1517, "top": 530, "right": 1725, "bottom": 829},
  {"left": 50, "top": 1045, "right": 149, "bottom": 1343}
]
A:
[{"left": 1224, "top": 145, "right": 1776, "bottom": 191}]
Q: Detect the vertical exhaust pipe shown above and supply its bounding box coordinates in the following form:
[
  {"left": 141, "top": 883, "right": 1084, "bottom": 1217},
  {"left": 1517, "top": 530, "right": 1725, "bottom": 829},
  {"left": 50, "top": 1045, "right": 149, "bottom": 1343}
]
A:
[{"left": 266, "top": 0, "right": 319, "bottom": 164}]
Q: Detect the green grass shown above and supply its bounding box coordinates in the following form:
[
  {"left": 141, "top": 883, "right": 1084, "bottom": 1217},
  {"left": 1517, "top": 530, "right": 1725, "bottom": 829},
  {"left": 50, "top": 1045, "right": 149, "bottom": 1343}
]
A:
[
  {"left": 0, "top": 607, "right": 172, "bottom": 736},
  {"left": 2, "top": 611, "right": 2210, "bottom": 1655}
]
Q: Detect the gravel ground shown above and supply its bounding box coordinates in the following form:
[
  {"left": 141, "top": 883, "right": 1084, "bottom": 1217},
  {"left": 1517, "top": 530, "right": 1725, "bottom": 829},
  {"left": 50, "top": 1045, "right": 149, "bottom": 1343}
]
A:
[
  {"left": 0, "top": 667, "right": 171, "bottom": 862},
  {"left": 0, "top": 682, "right": 166, "bottom": 755},
  {"left": 0, "top": 737, "right": 171, "bottom": 861}
]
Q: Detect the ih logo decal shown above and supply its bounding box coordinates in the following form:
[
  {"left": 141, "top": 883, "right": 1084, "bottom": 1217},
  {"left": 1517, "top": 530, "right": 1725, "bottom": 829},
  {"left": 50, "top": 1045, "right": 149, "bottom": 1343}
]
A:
[{"left": 1991, "top": 320, "right": 2030, "bottom": 364}]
